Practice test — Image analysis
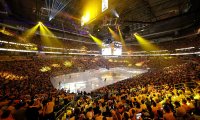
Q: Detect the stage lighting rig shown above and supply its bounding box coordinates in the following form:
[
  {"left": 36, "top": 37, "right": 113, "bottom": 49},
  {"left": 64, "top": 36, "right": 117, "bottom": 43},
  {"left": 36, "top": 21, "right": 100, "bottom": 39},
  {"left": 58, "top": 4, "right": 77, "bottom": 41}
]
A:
[{"left": 45, "top": 0, "right": 72, "bottom": 21}]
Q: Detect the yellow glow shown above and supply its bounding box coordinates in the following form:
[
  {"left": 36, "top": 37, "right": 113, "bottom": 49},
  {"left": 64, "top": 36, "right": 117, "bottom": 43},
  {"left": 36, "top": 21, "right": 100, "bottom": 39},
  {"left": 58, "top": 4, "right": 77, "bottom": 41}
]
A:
[
  {"left": 108, "top": 59, "right": 113, "bottom": 62},
  {"left": 117, "top": 26, "right": 124, "bottom": 42},
  {"left": 128, "top": 64, "right": 132, "bottom": 67},
  {"left": 21, "top": 24, "right": 39, "bottom": 42},
  {"left": 135, "top": 61, "right": 145, "bottom": 67},
  {"left": 63, "top": 61, "right": 72, "bottom": 67},
  {"left": 40, "top": 66, "right": 51, "bottom": 72},
  {"left": 39, "top": 23, "right": 52, "bottom": 46},
  {"left": 0, "top": 72, "right": 27, "bottom": 80},
  {"left": 117, "top": 26, "right": 128, "bottom": 51},
  {"left": 0, "top": 29, "right": 14, "bottom": 36},
  {"left": 41, "top": 23, "right": 56, "bottom": 37},
  {"left": 38, "top": 21, "right": 42, "bottom": 25},
  {"left": 81, "top": 12, "right": 90, "bottom": 25},
  {"left": 89, "top": 34, "right": 103, "bottom": 48},
  {"left": 80, "top": 46, "right": 87, "bottom": 53},
  {"left": 134, "top": 33, "right": 159, "bottom": 51},
  {"left": 194, "top": 94, "right": 200, "bottom": 100},
  {"left": 108, "top": 27, "right": 120, "bottom": 41},
  {"left": 51, "top": 64, "right": 60, "bottom": 68},
  {"left": 81, "top": 0, "right": 100, "bottom": 25},
  {"left": 164, "top": 56, "right": 173, "bottom": 59},
  {"left": 39, "top": 23, "right": 61, "bottom": 46},
  {"left": 127, "top": 51, "right": 132, "bottom": 55}
]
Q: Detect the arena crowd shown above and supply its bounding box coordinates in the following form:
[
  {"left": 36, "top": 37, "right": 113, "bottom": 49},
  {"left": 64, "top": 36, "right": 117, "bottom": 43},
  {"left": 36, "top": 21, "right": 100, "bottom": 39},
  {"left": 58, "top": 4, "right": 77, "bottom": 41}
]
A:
[{"left": 0, "top": 56, "right": 199, "bottom": 120}]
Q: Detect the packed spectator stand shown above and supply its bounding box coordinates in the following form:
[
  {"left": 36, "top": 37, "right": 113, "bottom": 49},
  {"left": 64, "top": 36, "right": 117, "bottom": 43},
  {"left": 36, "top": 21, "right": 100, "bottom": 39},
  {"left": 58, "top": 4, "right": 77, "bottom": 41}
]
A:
[
  {"left": 0, "top": 27, "right": 200, "bottom": 120},
  {"left": 0, "top": 10, "right": 200, "bottom": 120},
  {"left": 0, "top": 0, "right": 200, "bottom": 119},
  {"left": 0, "top": 55, "right": 200, "bottom": 120}
]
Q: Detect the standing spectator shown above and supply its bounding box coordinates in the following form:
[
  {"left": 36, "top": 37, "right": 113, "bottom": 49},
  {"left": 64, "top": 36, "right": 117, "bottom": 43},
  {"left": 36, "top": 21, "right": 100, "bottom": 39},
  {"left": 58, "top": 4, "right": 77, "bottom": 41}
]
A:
[
  {"left": 13, "top": 102, "right": 27, "bottom": 120},
  {"left": 26, "top": 101, "right": 40, "bottom": 120},
  {"left": 163, "top": 106, "right": 176, "bottom": 120},
  {"left": 43, "top": 97, "right": 55, "bottom": 120}
]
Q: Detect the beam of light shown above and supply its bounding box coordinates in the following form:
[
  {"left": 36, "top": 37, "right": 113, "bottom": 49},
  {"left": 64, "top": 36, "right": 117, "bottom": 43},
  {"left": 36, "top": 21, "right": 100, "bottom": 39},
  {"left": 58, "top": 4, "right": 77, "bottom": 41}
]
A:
[
  {"left": 41, "top": 23, "right": 62, "bottom": 46},
  {"left": 111, "top": 9, "right": 119, "bottom": 18},
  {"left": 81, "top": 12, "right": 90, "bottom": 26},
  {"left": 89, "top": 34, "right": 103, "bottom": 48},
  {"left": 0, "top": 29, "right": 14, "bottom": 36},
  {"left": 45, "top": 0, "right": 49, "bottom": 16},
  {"left": 40, "top": 23, "right": 55, "bottom": 37},
  {"left": 53, "top": 0, "right": 72, "bottom": 17},
  {"left": 39, "top": 23, "right": 52, "bottom": 46},
  {"left": 134, "top": 33, "right": 159, "bottom": 51},
  {"left": 117, "top": 26, "right": 128, "bottom": 51},
  {"left": 45, "top": 0, "right": 72, "bottom": 21},
  {"left": 108, "top": 27, "right": 120, "bottom": 41},
  {"left": 114, "top": 18, "right": 118, "bottom": 25},
  {"left": 51, "top": 0, "right": 64, "bottom": 19},
  {"left": 49, "top": 0, "right": 55, "bottom": 20},
  {"left": 21, "top": 24, "right": 39, "bottom": 42},
  {"left": 39, "top": 22, "right": 62, "bottom": 47},
  {"left": 41, "top": 23, "right": 62, "bottom": 47},
  {"left": 81, "top": 0, "right": 100, "bottom": 26},
  {"left": 117, "top": 26, "right": 124, "bottom": 43}
]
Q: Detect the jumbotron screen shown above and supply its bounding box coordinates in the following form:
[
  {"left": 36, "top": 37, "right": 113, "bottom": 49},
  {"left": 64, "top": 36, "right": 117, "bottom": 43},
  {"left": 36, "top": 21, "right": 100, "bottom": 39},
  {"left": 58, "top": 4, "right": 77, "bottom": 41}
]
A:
[
  {"left": 102, "top": 0, "right": 108, "bottom": 12},
  {"left": 102, "top": 41, "right": 122, "bottom": 56}
]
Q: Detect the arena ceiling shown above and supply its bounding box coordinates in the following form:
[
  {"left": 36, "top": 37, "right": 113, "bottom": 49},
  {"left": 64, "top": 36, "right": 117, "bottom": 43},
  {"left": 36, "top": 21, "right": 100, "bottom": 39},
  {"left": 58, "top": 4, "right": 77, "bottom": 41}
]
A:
[
  {"left": 2, "top": 0, "right": 192, "bottom": 22},
  {"left": 0, "top": 0, "right": 200, "bottom": 42}
]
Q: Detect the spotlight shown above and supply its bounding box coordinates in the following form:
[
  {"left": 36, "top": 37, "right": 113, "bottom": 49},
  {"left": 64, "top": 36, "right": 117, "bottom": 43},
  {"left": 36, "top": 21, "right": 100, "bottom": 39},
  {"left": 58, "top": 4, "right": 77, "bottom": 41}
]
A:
[
  {"left": 45, "top": 0, "right": 72, "bottom": 21},
  {"left": 81, "top": 13, "right": 90, "bottom": 26},
  {"left": 89, "top": 34, "right": 103, "bottom": 48},
  {"left": 108, "top": 27, "right": 120, "bottom": 41},
  {"left": 134, "top": 32, "right": 138, "bottom": 36},
  {"left": 21, "top": 23, "right": 40, "bottom": 42},
  {"left": 86, "top": 31, "right": 90, "bottom": 34},
  {"left": 38, "top": 21, "right": 42, "bottom": 25},
  {"left": 49, "top": 16, "right": 53, "bottom": 21},
  {"left": 134, "top": 33, "right": 159, "bottom": 51},
  {"left": 115, "top": 13, "right": 119, "bottom": 18},
  {"left": 111, "top": 9, "right": 119, "bottom": 18}
]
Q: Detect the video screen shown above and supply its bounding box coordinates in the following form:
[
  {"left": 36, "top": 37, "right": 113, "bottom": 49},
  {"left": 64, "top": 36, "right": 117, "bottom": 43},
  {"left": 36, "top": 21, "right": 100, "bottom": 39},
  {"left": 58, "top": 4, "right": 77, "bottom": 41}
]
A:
[
  {"left": 113, "top": 48, "right": 122, "bottom": 55},
  {"left": 102, "top": 0, "right": 108, "bottom": 12},
  {"left": 101, "top": 42, "right": 122, "bottom": 56},
  {"left": 102, "top": 47, "right": 112, "bottom": 55}
]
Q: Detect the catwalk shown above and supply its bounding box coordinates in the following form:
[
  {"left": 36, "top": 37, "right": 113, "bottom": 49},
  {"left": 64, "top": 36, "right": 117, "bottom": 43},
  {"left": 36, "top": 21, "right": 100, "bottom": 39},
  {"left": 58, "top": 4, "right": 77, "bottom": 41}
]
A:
[{"left": 51, "top": 67, "right": 147, "bottom": 93}]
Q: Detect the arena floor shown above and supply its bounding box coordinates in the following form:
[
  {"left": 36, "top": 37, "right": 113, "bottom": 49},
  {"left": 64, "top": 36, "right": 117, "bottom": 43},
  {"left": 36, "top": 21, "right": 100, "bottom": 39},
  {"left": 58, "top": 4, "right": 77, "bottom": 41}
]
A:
[{"left": 51, "top": 67, "right": 147, "bottom": 93}]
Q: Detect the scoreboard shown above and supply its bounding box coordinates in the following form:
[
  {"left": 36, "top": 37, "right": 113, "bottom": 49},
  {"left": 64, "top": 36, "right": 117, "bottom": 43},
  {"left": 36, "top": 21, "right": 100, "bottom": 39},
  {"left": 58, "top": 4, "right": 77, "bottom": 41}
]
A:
[
  {"left": 102, "top": 0, "right": 108, "bottom": 12},
  {"left": 102, "top": 41, "right": 122, "bottom": 56}
]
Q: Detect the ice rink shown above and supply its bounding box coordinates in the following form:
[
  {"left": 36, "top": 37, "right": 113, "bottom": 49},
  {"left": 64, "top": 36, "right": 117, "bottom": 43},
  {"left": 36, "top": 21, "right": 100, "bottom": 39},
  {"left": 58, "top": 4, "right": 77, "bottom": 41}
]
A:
[{"left": 51, "top": 67, "right": 147, "bottom": 93}]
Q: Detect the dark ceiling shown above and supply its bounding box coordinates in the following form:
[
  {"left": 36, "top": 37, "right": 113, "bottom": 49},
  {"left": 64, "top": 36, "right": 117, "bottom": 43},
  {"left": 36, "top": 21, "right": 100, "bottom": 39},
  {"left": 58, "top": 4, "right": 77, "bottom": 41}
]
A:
[
  {"left": 2, "top": 0, "right": 194, "bottom": 22},
  {"left": 0, "top": 0, "right": 200, "bottom": 42}
]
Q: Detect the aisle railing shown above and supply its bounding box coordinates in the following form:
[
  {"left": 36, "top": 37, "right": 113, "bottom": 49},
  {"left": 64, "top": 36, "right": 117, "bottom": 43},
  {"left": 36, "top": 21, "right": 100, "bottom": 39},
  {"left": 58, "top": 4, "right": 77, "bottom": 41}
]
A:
[{"left": 55, "top": 101, "right": 75, "bottom": 120}]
